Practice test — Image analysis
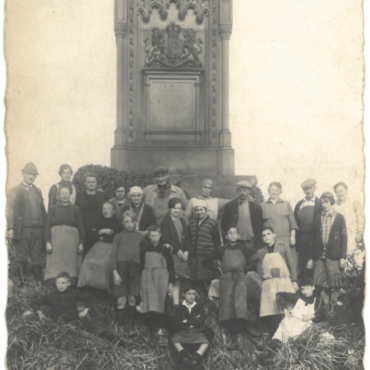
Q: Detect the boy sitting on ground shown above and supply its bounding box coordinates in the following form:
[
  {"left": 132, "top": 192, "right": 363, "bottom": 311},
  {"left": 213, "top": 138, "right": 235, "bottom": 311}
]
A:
[
  {"left": 23, "top": 271, "right": 125, "bottom": 345},
  {"left": 171, "top": 282, "right": 210, "bottom": 370},
  {"left": 273, "top": 278, "right": 326, "bottom": 343}
]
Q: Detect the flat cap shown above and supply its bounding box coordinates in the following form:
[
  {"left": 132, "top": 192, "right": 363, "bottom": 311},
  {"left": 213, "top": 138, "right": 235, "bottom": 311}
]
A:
[
  {"left": 21, "top": 162, "right": 39, "bottom": 175},
  {"left": 301, "top": 178, "right": 317, "bottom": 189},
  {"left": 153, "top": 166, "right": 169, "bottom": 175},
  {"left": 236, "top": 180, "right": 252, "bottom": 189}
]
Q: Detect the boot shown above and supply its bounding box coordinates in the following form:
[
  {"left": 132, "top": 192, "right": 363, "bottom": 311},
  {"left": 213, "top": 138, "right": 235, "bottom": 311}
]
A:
[
  {"left": 126, "top": 306, "right": 137, "bottom": 337},
  {"left": 16, "top": 263, "right": 27, "bottom": 288},
  {"left": 227, "top": 334, "right": 241, "bottom": 351},
  {"left": 33, "top": 265, "right": 43, "bottom": 283},
  {"left": 116, "top": 309, "right": 125, "bottom": 329}
]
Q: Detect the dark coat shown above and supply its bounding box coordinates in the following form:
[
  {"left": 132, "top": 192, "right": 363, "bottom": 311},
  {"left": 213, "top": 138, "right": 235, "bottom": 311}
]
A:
[
  {"left": 7, "top": 183, "right": 47, "bottom": 240},
  {"left": 310, "top": 213, "right": 347, "bottom": 261},
  {"left": 221, "top": 198, "right": 263, "bottom": 247},
  {"left": 160, "top": 214, "right": 190, "bottom": 254},
  {"left": 294, "top": 197, "right": 322, "bottom": 224}
]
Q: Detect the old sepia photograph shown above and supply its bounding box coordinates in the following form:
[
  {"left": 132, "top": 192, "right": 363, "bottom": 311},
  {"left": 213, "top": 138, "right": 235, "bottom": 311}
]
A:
[{"left": 2, "top": 0, "right": 367, "bottom": 369}]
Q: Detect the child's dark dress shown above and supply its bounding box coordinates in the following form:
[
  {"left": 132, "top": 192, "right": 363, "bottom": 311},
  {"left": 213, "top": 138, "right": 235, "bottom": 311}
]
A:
[{"left": 171, "top": 302, "right": 209, "bottom": 344}]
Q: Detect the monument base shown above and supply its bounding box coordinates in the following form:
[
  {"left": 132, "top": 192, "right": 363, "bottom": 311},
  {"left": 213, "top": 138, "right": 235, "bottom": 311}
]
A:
[{"left": 111, "top": 145, "right": 235, "bottom": 176}]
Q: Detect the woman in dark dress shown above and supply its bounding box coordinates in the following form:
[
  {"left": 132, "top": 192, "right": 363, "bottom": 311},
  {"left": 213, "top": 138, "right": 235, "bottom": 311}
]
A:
[
  {"left": 44, "top": 186, "right": 85, "bottom": 285},
  {"left": 75, "top": 173, "right": 107, "bottom": 256},
  {"left": 78, "top": 202, "right": 122, "bottom": 291},
  {"left": 109, "top": 182, "right": 130, "bottom": 222},
  {"left": 48, "top": 164, "right": 77, "bottom": 209}
]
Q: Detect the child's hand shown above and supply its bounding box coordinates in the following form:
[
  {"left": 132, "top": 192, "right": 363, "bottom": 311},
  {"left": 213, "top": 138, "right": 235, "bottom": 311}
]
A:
[
  {"left": 38, "top": 311, "right": 46, "bottom": 323},
  {"left": 183, "top": 251, "right": 189, "bottom": 261},
  {"left": 164, "top": 244, "right": 173, "bottom": 253},
  {"left": 292, "top": 282, "right": 299, "bottom": 292},
  {"left": 113, "top": 271, "right": 122, "bottom": 286},
  {"left": 306, "top": 259, "right": 313, "bottom": 270},
  {"left": 167, "top": 283, "right": 173, "bottom": 297},
  {"left": 78, "top": 244, "right": 84, "bottom": 255},
  {"left": 46, "top": 242, "right": 53, "bottom": 254},
  {"left": 78, "top": 308, "right": 89, "bottom": 318},
  {"left": 302, "top": 313, "right": 315, "bottom": 322},
  {"left": 339, "top": 258, "right": 346, "bottom": 269}
]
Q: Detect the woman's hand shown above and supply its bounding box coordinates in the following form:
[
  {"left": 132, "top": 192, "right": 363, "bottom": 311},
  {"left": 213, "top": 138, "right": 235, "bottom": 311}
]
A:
[
  {"left": 168, "top": 283, "right": 173, "bottom": 297},
  {"left": 292, "top": 282, "right": 299, "bottom": 292},
  {"left": 339, "top": 258, "right": 346, "bottom": 269},
  {"left": 78, "top": 244, "right": 84, "bottom": 255},
  {"left": 98, "top": 228, "right": 114, "bottom": 235},
  {"left": 177, "top": 250, "right": 184, "bottom": 260},
  {"left": 78, "top": 308, "right": 89, "bottom": 319},
  {"left": 182, "top": 251, "right": 189, "bottom": 261},
  {"left": 46, "top": 242, "right": 53, "bottom": 254},
  {"left": 113, "top": 271, "right": 122, "bottom": 286},
  {"left": 306, "top": 259, "right": 313, "bottom": 270}
]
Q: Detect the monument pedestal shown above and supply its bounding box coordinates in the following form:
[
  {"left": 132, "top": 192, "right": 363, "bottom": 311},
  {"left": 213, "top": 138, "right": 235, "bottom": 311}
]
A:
[{"left": 112, "top": 0, "right": 235, "bottom": 176}]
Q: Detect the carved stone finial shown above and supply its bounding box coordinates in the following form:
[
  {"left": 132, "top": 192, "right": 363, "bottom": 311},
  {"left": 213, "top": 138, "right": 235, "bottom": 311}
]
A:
[
  {"left": 219, "top": 25, "right": 232, "bottom": 40},
  {"left": 114, "top": 22, "right": 128, "bottom": 38}
]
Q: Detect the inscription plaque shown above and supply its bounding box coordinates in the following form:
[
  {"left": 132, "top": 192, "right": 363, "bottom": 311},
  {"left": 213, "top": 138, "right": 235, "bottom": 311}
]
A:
[{"left": 150, "top": 81, "right": 195, "bottom": 131}]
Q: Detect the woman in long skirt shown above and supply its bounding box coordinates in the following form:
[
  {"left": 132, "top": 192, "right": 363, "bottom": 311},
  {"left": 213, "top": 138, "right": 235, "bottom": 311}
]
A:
[
  {"left": 44, "top": 186, "right": 85, "bottom": 286},
  {"left": 78, "top": 202, "right": 121, "bottom": 290}
]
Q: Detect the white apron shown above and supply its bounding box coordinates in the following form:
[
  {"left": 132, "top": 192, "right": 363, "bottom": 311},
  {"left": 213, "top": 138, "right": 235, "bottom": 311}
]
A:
[
  {"left": 273, "top": 298, "right": 315, "bottom": 343},
  {"left": 260, "top": 251, "right": 295, "bottom": 317}
]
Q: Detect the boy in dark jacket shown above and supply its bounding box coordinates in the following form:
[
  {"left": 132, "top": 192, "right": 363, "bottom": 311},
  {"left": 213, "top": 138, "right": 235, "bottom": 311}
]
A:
[
  {"left": 24, "top": 271, "right": 124, "bottom": 345},
  {"left": 307, "top": 192, "right": 347, "bottom": 303},
  {"left": 171, "top": 282, "right": 209, "bottom": 369}
]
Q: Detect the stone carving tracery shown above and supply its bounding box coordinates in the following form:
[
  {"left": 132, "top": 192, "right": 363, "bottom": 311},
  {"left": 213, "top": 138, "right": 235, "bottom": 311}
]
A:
[{"left": 137, "top": 0, "right": 210, "bottom": 24}]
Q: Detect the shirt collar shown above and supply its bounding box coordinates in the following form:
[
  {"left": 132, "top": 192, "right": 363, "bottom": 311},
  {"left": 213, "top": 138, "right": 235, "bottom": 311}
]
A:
[
  {"left": 266, "top": 198, "right": 283, "bottom": 204},
  {"left": 153, "top": 183, "right": 176, "bottom": 193},
  {"left": 322, "top": 209, "right": 335, "bottom": 217},
  {"left": 22, "top": 182, "right": 33, "bottom": 189},
  {"left": 182, "top": 301, "right": 196, "bottom": 310},
  {"left": 303, "top": 196, "right": 315, "bottom": 202}
]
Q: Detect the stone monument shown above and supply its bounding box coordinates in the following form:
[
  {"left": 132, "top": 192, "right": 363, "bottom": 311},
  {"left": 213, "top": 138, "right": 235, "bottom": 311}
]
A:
[{"left": 111, "top": 0, "right": 235, "bottom": 175}]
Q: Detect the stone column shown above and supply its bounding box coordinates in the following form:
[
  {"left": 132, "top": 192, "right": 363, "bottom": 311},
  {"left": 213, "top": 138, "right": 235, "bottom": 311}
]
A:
[
  {"left": 112, "top": 0, "right": 128, "bottom": 170},
  {"left": 218, "top": 0, "right": 234, "bottom": 175}
]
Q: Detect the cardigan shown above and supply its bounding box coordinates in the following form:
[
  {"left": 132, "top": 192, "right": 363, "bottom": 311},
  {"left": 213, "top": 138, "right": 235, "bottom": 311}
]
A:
[
  {"left": 120, "top": 203, "right": 156, "bottom": 232},
  {"left": 221, "top": 198, "right": 263, "bottom": 247},
  {"left": 160, "top": 213, "right": 190, "bottom": 254},
  {"left": 310, "top": 212, "right": 347, "bottom": 261},
  {"left": 44, "top": 202, "right": 85, "bottom": 243},
  {"left": 7, "top": 183, "right": 47, "bottom": 239}
]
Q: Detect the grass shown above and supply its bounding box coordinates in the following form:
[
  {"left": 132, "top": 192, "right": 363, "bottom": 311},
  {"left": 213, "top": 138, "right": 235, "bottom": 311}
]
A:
[{"left": 6, "top": 265, "right": 365, "bottom": 370}]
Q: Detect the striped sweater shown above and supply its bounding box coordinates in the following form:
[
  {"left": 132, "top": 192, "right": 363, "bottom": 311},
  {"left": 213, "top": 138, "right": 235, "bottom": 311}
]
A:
[{"left": 189, "top": 216, "right": 221, "bottom": 256}]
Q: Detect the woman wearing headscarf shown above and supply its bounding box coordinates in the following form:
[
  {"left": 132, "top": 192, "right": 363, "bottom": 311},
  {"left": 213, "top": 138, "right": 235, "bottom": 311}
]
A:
[{"left": 48, "top": 164, "right": 77, "bottom": 209}]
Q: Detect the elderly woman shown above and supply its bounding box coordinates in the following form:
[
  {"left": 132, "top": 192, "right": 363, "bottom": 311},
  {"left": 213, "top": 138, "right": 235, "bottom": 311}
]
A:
[
  {"left": 109, "top": 182, "right": 129, "bottom": 222},
  {"left": 120, "top": 186, "right": 156, "bottom": 235},
  {"left": 188, "top": 199, "right": 222, "bottom": 282},
  {"left": 160, "top": 197, "right": 190, "bottom": 310},
  {"left": 261, "top": 182, "right": 299, "bottom": 274},
  {"left": 75, "top": 173, "right": 108, "bottom": 256},
  {"left": 48, "top": 164, "right": 77, "bottom": 209},
  {"left": 185, "top": 179, "right": 229, "bottom": 221},
  {"left": 44, "top": 186, "right": 85, "bottom": 286},
  {"left": 78, "top": 202, "right": 121, "bottom": 290},
  {"left": 334, "top": 182, "right": 364, "bottom": 268}
]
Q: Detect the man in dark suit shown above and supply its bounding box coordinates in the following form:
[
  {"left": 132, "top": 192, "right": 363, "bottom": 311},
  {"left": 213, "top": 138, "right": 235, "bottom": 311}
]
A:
[
  {"left": 221, "top": 181, "right": 263, "bottom": 249},
  {"left": 7, "top": 163, "right": 47, "bottom": 286},
  {"left": 294, "top": 178, "right": 322, "bottom": 281}
]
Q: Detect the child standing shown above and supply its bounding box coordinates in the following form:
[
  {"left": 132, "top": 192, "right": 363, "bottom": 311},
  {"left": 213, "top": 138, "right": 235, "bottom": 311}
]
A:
[
  {"left": 202, "top": 226, "right": 258, "bottom": 351},
  {"left": 111, "top": 210, "right": 144, "bottom": 331},
  {"left": 140, "top": 224, "right": 175, "bottom": 344},
  {"left": 171, "top": 282, "right": 209, "bottom": 369},
  {"left": 307, "top": 192, "right": 347, "bottom": 303},
  {"left": 25, "top": 272, "right": 124, "bottom": 345}
]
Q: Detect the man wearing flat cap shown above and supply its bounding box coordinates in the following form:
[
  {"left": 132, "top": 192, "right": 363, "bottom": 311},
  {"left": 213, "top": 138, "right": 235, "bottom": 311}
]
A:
[
  {"left": 143, "top": 166, "right": 188, "bottom": 224},
  {"left": 221, "top": 181, "right": 263, "bottom": 249},
  {"left": 294, "top": 178, "right": 322, "bottom": 280},
  {"left": 7, "top": 163, "right": 46, "bottom": 286}
]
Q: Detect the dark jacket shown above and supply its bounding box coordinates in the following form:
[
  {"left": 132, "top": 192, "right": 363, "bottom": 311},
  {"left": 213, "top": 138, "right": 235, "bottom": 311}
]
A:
[
  {"left": 221, "top": 198, "right": 263, "bottom": 247},
  {"left": 120, "top": 203, "right": 156, "bottom": 232},
  {"left": 276, "top": 290, "right": 326, "bottom": 323},
  {"left": 30, "top": 288, "right": 93, "bottom": 323},
  {"left": 7, "top": 183, "right": 47, "bottom": 240},
  {"left": 171, "top": 302, "right": 206, "bottom": 334},
  {"left": 311, "top": 212, "right": 347, "bottom": 261},
  {"left": 160, "top": 214, "right": 190, "bottom": 254},
  {"left": 294, "top": 197, "right": 322, "bottom": 225}
]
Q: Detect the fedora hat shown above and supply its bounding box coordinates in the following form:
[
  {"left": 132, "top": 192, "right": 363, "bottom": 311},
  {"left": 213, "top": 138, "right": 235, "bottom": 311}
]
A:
[{"left": 21, "top": 162, "right": 39, "bottom": 175}]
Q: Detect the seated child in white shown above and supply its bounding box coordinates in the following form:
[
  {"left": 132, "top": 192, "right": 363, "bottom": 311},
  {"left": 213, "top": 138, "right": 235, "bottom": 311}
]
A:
[{"left": 273, "top": 279, "right": 326, "bottom": 343}]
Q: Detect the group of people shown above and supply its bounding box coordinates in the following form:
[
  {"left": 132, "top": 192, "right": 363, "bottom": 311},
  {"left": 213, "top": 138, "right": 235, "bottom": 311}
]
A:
[{"left": 7, "top": 162, "right": 365, "bottom": 369}]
